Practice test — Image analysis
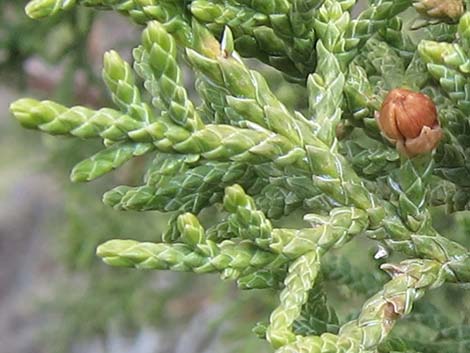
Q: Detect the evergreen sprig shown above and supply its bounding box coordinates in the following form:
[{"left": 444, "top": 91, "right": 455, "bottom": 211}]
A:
[{"left": 9, "top": 0, "right": 470, "bottom": 352}]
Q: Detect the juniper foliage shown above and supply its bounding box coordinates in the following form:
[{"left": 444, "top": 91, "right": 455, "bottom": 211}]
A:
[{"left": 9, "top": 0, "right": 470, "bottom": 352}]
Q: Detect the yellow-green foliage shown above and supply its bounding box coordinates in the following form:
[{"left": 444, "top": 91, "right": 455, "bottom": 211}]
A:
[{"left": 9, "top": 1, "right": 470, "bottom": 352}]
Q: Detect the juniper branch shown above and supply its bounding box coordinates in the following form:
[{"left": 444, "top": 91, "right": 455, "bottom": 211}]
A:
[
  {"left": 104, "top": 162, "right": 257, "bottom": 212},
  {"left": 267, "top": 250, "right": 321, "bottom": 348},
  {"left": 102, "top": 50, "right": 155, "bottom": 124},
  {"left": 97, "top": 235, "right": 290, "bottom": 282},
  {"left": 9, "top": 2, "right": 470, "bottom": 353},
  {"left": 134, "top": 21, "right": 202, "bottom": 130},
  {"left": 10, "top": 98, "right": 309, "bottom": 168}
]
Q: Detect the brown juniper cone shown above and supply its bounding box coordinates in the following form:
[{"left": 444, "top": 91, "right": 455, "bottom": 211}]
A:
[
  {"left": 414, "top": 0, "right": 465, "bottom": 21},
  {"left": 375, "top": 88, "right": 443, "bottom": 157}
]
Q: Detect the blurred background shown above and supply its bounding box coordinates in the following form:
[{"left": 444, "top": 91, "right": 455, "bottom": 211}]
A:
[{"left": 0, "top": 1, "right": 468, "bottom": 353}]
